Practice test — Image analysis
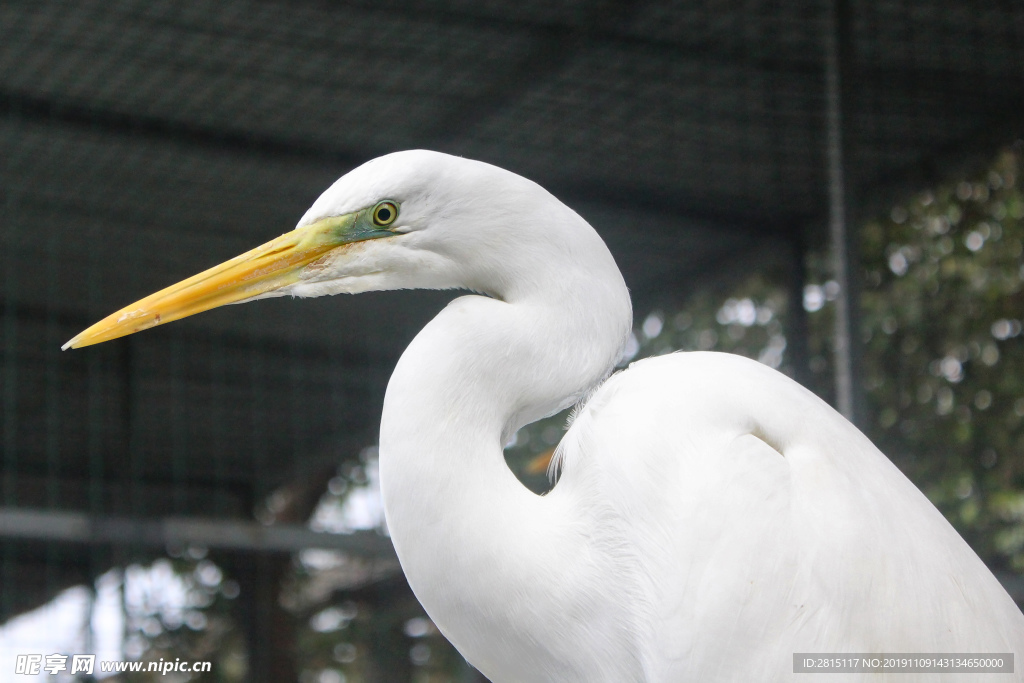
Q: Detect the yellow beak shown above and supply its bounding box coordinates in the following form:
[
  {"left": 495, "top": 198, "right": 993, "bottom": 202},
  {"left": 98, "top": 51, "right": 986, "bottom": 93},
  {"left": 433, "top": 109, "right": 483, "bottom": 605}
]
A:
[{"left": 63, "top": 211, "right": 392, "bottom": 350}]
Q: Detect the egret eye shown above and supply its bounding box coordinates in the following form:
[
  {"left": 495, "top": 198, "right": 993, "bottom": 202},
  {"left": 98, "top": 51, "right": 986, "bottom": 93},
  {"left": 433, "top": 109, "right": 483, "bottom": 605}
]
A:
[{"left": 372, "top": 201, "right": 399, "bottom": 227}]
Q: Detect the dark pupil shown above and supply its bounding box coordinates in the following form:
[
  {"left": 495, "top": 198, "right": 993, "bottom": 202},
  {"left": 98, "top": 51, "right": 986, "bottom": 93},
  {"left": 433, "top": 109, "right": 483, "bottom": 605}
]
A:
[{"left": 377, "top": 207, "right": 392, "bottom": 222}]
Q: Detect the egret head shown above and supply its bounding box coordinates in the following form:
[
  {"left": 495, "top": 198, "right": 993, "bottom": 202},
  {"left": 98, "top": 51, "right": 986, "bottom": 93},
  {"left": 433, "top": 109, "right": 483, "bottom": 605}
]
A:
[{"left": 63, "top": 150, "right": 587, "bottom": 349}]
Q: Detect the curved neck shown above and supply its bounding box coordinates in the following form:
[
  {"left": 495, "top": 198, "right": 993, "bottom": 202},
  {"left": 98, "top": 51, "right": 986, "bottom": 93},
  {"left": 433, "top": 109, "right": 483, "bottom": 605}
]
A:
[{"left": 378, "top": 247, "right": 633, "bottom": 679}]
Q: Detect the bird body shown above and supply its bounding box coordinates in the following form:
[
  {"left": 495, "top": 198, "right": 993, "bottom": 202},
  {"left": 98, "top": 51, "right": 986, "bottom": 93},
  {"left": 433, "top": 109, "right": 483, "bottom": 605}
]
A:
[
  {"left": 545, "top": 352, "right": 1023, "bottom": 682},
  {"left": 66, "top": 150, "right": 1024, "bottom": 682}
]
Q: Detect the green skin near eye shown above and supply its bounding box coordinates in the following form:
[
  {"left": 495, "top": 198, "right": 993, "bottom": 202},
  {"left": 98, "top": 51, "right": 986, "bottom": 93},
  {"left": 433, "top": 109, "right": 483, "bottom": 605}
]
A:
[{"left": 324, "top": 201, "right": 400, "bottom": 244}]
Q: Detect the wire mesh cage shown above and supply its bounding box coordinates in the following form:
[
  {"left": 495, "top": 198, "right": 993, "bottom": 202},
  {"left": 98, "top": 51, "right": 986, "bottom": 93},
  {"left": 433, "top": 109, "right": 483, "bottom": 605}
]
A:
[{"left": 1, "top": 0, "right": 1023, "bottom": 680}]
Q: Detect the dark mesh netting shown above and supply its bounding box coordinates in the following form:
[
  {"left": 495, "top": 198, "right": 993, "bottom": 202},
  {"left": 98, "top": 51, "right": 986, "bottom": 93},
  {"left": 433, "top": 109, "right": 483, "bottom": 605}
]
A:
[{"left": 1, "top": 1, "right": 1022, "bottom": 680}]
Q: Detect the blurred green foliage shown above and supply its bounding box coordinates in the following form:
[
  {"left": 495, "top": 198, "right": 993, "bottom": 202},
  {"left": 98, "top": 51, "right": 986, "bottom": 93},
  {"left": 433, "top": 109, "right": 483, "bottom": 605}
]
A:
[
  {"left": 858, "top": 147, "right": 1024, "bottom": 572},
  {"left": 118, "top": 554, "right": 247, "bottom": 682}
]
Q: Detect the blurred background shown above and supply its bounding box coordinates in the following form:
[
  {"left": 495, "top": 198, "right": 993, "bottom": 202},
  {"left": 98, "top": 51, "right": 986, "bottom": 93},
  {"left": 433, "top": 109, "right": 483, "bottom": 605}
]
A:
[{"left": 2, "top": 0, "right": 1024, "bottom": 680}]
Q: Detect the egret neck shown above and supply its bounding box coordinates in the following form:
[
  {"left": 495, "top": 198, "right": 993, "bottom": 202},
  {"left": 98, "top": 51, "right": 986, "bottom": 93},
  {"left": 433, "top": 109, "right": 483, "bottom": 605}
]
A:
[{"left": 378, "top": 220, "right": 638, "bottom": 681}]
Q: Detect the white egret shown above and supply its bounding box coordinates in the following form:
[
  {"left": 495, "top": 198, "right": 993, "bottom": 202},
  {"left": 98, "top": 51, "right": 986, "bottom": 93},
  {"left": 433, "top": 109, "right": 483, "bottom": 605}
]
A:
[{"left": 66, "top": 150, "right": 1024, "bottom": 682}]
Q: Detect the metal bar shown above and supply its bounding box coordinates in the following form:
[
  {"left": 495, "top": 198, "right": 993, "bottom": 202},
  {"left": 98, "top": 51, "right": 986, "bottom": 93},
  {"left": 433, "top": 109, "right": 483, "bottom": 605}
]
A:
[
  {"left": 787, "top": 231, "right": 812, "bottom": 389},
  {"left": 824, "top": 0, "right": 860, "bottom": 424},
  {"left": 0, "top": 99, "right": 803, "bottom": 243},
  {"left": 0, "top": 507, "right": 397, "bottom": 557}
]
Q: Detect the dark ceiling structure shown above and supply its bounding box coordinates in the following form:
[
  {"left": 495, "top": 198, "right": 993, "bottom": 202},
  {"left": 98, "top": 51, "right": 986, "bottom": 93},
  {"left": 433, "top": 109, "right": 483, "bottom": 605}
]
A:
[{"left": 1, "top": 0, "right": 1022, "bottom": 678}]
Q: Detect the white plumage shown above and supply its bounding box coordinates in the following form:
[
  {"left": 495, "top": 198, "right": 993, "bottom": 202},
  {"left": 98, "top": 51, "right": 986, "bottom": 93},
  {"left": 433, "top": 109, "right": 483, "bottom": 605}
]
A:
[{"left": 69, "top": 150, "right": 1024, "bottom": 682}]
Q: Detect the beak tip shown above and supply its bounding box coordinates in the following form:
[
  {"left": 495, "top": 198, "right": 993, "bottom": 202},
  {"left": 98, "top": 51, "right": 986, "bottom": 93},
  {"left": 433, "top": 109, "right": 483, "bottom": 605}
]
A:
[{"left": 61, "top": 336, "right": 80, "bottom": 351}]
